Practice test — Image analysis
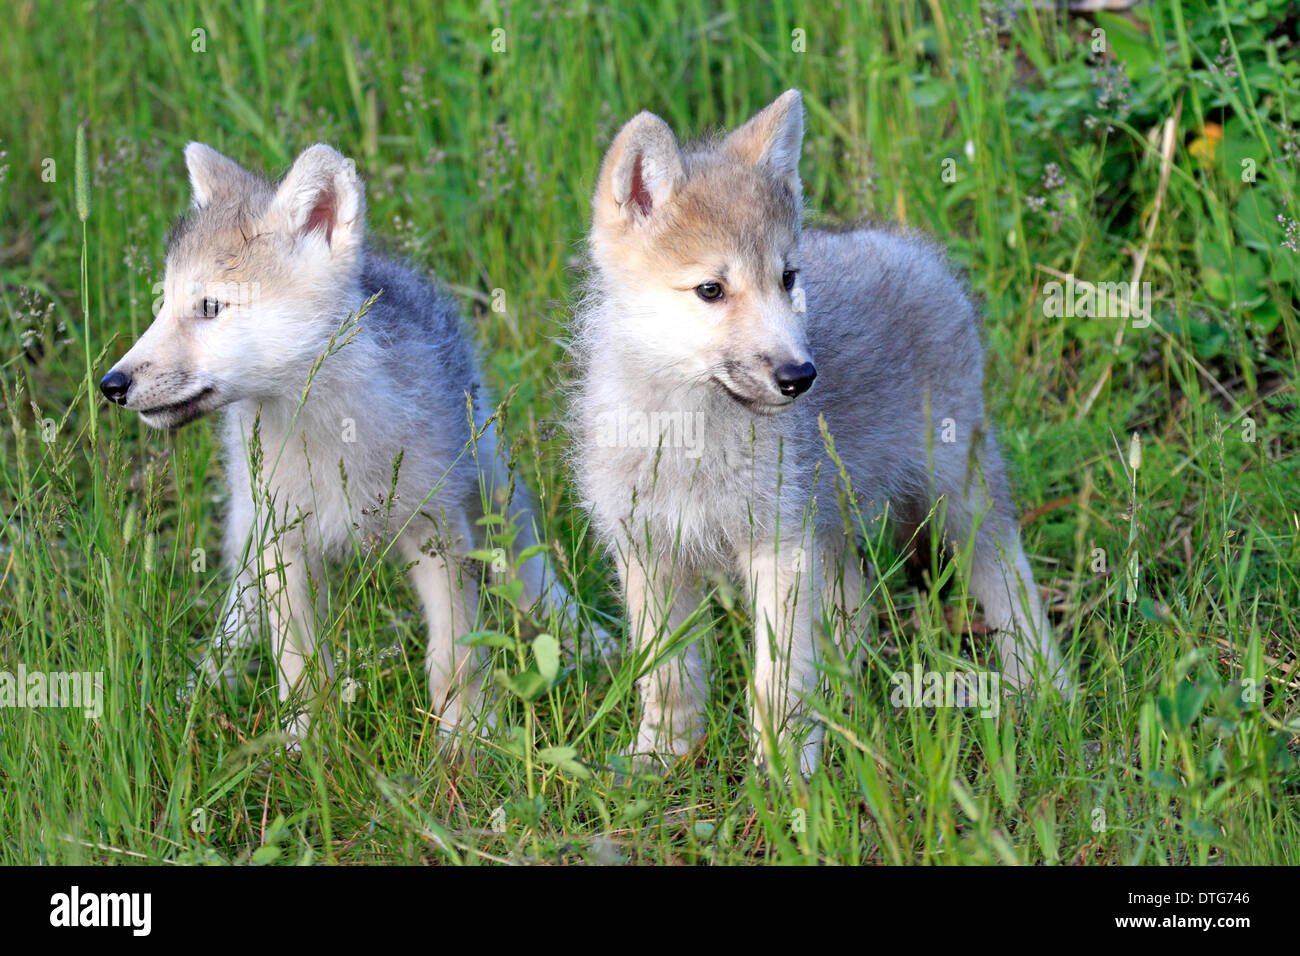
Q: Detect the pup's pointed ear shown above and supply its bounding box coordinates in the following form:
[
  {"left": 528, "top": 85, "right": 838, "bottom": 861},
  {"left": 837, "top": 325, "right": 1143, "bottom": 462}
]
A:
[
  {"left": 722, "top": 89, "right": 804, "bottom": 193},
  {"left": 270, "top": 144, "right": 366, "bottom": 252},
  {"left": 594, "top": 111, "right": 684, "bottom": 228},
  {"left": 184, "top": 142, "right": 258, "bottom": 209}
]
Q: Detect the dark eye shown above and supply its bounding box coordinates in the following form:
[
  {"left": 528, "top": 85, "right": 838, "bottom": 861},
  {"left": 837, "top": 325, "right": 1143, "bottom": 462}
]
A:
[
  {"left": 200, "top": 298, "right": 224, "bottom": 318},
  {"left": 695, "top": 282, "right": 724, "bottom": 302},
  {"left": 782, "top": 270, "right": 797, "bottom": 291}
]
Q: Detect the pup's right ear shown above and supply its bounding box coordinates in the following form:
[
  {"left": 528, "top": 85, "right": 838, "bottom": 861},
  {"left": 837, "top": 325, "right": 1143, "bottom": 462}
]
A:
[
  {"left": 593, "top": 111, "right": 683, "bottom": 229},
  {"left": 184, "top": 142, "right": 257, "bottom": 209},
  {"left": 722, "top": 90, "right": 804, "bottom": 196}
]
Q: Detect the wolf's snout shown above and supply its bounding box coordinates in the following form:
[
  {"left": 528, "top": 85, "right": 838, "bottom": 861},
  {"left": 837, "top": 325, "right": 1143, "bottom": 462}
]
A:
[
  {"left": 99, "top": 370, "right": 132, "bottom": 405},
  {"left": 774, "top": 361, "right": 816, "bottom": 398}
]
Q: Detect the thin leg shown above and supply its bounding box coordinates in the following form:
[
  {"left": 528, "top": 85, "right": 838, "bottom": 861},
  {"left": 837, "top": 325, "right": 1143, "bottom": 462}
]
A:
[
  {"left": 968, "top": 524, "right": 1066, "bottom": 690},
  {"left": 619, "top": 546, "right": 708, "bottom": 768},
  {"left": 194, "top": 570, "right": 260, "bottom": 692},
  {"left": 746, "top": 525, "right": 821, "bottom": 777},
  {"left": 477, "top": 419, "right": 617, "bottom": 662},
  {"left": 820, "top": 532, "right": 872, "bottom": 671},
  {"left": 398, "top": 530, "right": 488, "bottom": 738},
  {"left": 937, "top": 446, "right": 1067, "bottom": 692},
  {"left": 263, "top": 542, "right": 333, "bottom": 744}
]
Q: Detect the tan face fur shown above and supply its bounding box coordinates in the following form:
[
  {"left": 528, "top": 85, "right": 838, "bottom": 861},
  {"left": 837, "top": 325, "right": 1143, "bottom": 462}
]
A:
[
  {"left": 589, "top": 90, "right": 814, "bottom": 414},
  {"left": 101, "top": 143, "right": 366, "bottom": 429}
]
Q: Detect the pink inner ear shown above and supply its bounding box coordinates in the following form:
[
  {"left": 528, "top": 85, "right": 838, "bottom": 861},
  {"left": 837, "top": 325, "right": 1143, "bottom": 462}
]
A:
[
  {"left": 629, "top": 152, "right": 653, "bottom": 216},
  {"left": 304, "top": 188, "right": 337, "bottom": 245}
]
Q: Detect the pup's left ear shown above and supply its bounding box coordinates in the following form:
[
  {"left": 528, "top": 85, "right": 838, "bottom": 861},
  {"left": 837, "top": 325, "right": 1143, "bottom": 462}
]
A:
[
  {"left": 270, "top": 144, "right": 366, "bottom": 253},
  {"left": 722, "top": 89, "right": 804, "bottom": 195}
]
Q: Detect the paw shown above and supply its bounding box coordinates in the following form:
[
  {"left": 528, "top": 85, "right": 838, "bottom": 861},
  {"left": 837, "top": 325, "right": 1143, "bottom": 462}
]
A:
[
  {"left": 427, "top": 693, "right": 498, "bottom": 745},
  {"left": 751, "top": 749, "right": 819, "bottom": 783},
  {"left": 612, "top": 744, "right": 689, "bottom": 783},
  {"left": 587, "top": 621, "right": 622, "bottom": 664},
  {"left": 1044, "top": 666, "right": 1076, "bottom": 700},
  {"left": 183, "top": 644, "right": 257, "bottom": 703},
  {"left": 281, "top": 712, "right": 311, "bottom": 753},
  {"left": 751, "top": 724, "right": 823, "bottom": 781},
  {"left": 613, "top": 719, "right": 702, "bottom": 781},
  {"left": 999, "top": 649, "right": 1074, "bottom": 701},
  {"left": 557, "top": 619, "right": 622, "bottom": 665},
  {"left": 174, "top": 655, "right": 229, "bottom": 709}
]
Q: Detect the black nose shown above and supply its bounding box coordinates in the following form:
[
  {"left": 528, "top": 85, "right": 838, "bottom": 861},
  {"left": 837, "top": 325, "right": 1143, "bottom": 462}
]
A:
[
  {"left": 774, "top": 361, "right": 817, "bottom": 398},
  {"left": 99, "top": 370, "right": 132, "bottom": 405}
]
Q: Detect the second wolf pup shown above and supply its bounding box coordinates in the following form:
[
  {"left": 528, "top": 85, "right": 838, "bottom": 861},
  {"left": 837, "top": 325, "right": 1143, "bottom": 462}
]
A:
[
  {"left": 102, "top": 142, "right": 606, "bottom": 743},
  {"left": 572, "top": 91, "right": 1067, "bottom": 775}
]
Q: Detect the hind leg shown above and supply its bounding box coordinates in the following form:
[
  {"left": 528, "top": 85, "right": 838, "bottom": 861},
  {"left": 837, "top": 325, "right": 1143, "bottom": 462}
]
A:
[
  {"left": 819, "top": 531, "right": 872, "bottom": 671},
  {"left": 398, "top": 524, "right": 491, "bottom": 740},
  {"left": 511, "top": 507, "right": 618, "bottom": 664},
  {"left": 968, "top": 526, "right": 1065, "bottom": 690},
  {"left": 475, "top": 420, "right": 618, "bottom": 663},
  {"left": 938, "top": 456, "right": 1066, "bottom": 691}
]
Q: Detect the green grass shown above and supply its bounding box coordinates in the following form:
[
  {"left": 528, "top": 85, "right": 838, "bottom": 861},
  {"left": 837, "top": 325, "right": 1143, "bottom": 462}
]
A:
[{"left": 1, "top": 0, "right": 1298, "bottom": 864}]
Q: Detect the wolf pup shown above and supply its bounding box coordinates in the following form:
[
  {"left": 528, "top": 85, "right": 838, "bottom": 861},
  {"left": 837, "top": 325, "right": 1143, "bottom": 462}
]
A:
[
  {"left": 102, "top": 142, "right": 605, "bottom": 743},
  {"left": 572, "top": 91, "right": 1067, "bottom": 775}
]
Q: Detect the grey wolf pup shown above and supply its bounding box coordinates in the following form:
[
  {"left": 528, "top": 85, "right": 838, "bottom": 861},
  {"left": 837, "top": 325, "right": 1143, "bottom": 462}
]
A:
[
  {"left": 102, "top": 142, "right": 608, "bottom": 743},
  {"left": 571, "top": 90, "right": 1067, "bottom": 775}
]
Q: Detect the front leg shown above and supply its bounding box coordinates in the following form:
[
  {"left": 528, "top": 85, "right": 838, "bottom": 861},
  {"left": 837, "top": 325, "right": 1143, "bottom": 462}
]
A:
[
  {"left": 746, "top": 527, "right": 821, "bottom": 777},
  {"left": 619, "top": 547, "right": 708, "bottom": 771},
  {"left": 192, "top": 569, "right": 259, "bottom": 693},
  {"left": 191, "top": 495, "right": 260, "bottom": 694},
  {"left": 262, "top": 542, "right": 332, "bottom": 745},
  {"left": 397, "top": 530, "right": 488, "bottom": 741}
]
